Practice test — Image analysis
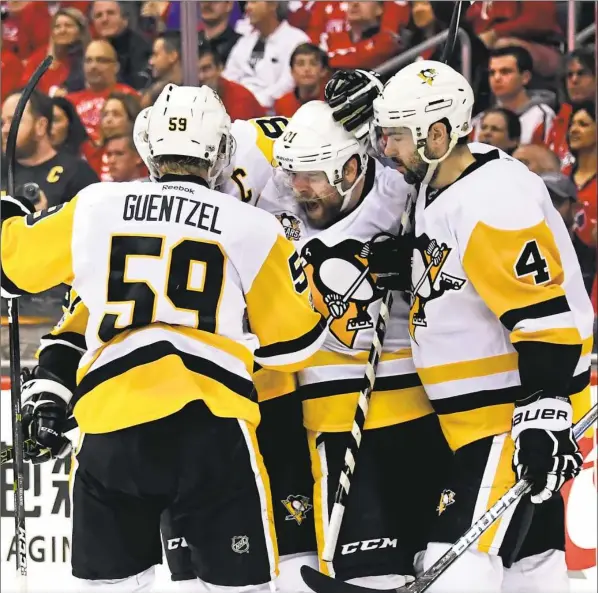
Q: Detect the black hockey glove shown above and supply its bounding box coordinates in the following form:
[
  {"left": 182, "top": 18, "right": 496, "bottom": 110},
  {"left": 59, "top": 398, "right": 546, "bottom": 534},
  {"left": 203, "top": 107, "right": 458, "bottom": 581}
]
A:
[
  {"left": 1, "top": 193, "right": 35, "bottom": 223},
  {"left": 511, "top": 391, "right": 583, "bottom": 504},
  {"left": 21, "top": 367, "right": 73, "bottom": 465},
  {"left": 365, "top": 233, "right": 414, "bottom": 292},
  {"left": 324, "top": 69, "right": 383, "bottom": 141}
]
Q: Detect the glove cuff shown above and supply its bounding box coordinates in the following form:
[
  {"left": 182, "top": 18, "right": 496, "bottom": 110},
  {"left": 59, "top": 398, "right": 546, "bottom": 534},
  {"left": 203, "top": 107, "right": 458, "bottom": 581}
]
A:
[
  {"left": 511, "top": 396, "right": 572, "bottom": 441},
  {"left": 22, "top": 379, "right": 73, "bottom": 406}
]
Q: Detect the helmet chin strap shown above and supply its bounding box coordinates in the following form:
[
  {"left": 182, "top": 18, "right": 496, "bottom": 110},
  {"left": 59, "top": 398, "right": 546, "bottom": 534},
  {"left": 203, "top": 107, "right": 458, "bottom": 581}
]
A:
[
  {"left": 418, "top": 133, "right": 459, "bottom": 186},
  {"left": 336, "top": 157, "right": 367, "bottom": 212}
]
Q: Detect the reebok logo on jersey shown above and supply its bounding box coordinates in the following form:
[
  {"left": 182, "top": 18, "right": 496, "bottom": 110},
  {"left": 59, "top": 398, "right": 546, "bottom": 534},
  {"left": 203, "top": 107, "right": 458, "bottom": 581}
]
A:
[
  {"left": 281, "top": 494, "right": 312, "bottom": 525},
  {"left": 340, "top": 538, "right": 398, "bottom": 555}
]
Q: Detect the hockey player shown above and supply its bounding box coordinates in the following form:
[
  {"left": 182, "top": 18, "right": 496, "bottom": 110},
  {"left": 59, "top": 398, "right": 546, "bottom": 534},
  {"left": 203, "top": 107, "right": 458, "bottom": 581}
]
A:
[
  {"left": 1, "top": 84, "right": 327, "bottom": 592},
  {"left": 345, "top": 61, "right": 594, "bottom": 591},
  {"left": 258, "top": 100, "right": 452, "bottom": 589}
]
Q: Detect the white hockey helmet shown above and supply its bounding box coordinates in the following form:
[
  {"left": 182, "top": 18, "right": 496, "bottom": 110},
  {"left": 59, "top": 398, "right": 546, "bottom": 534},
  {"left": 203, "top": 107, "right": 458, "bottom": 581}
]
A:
[
  {"left": 148, "top": 84, "right": 234, "bottom": 187},
  {"left": 133, "top": 107, "right": 155, "bottom": 178},
  {"left": 273, "top": 100, "right": 368, "bottom": 211},
  {"left": 372, "top": 60, "right": 474, "bottom": 170}
]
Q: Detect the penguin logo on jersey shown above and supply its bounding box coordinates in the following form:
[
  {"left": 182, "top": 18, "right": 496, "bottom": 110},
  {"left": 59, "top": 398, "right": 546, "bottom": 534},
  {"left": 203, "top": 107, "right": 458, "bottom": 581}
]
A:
[
  {"left": 276, "top": 212, "right": 302, "bottom": 241},
  {"left": 409, "top": 234, "right": 466, "bottom": 343},
  {"left": 281, "top": 494, "right": 313, "bottom": 525},
  {"left": 301, "top": 238, "right": 383, "bottom": 348},
  {"left": 418, "top": 68, "right": 437, "bottom": 86},
  {"left": 437, "top": 489, "right": 456, "bottom": 516}
]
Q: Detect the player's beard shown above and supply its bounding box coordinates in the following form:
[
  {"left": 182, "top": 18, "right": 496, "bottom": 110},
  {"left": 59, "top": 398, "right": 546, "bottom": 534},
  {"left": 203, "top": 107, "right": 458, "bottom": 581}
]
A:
[
  {"left": 295, "top": 185, "right": 343, "bottom": 230},
  {"left": 402, "top": 147, "right": 439, "bottom": 186}
]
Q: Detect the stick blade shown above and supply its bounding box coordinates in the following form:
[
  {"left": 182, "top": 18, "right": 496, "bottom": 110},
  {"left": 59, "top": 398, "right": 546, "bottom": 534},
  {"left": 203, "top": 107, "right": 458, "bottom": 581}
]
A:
[{"left": 300, "top": 566, "right": 405, "bottom": 593}]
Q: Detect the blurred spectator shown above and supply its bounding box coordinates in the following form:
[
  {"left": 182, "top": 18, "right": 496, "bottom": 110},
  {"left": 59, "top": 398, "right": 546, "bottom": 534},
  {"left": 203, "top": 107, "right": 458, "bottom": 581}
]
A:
[
  {"left": 319, "top": 1, "right": 401, "bottom": 71},
  {"left": 1, "top": 1, "right": 52, "bottom": 61},
  {"left": 402, "top": 1, "right": 490, "bottom": 113},
  {"left": 66, "top": 39, "right": 138, "bottom": 142},
  {"left": 539, "top": 171, "right": 579, "bottom": 234},
  {"left": 533, "top": 48, "right": 596, "bottom": 174},
  {"left": 473, "top": 46, "right": 555, "bottom": 145},
  {"left": 274, "top": 43, "right": 329, "bottom": 117},
  {"left": 1, "top": 89, "right": 99, "bottom": 208},
  {"left": 1, "top": 14, "right": 21, "bottom": 104},
  {"left": 91, "top": 0, "right": 152, "bottom": 90},
  {"left": 198, "top": 1, "right": 240, "bottom": 64},
  {"left": 22, "top": 8, "right": 90, "bottom": 97},
  {"left": 569, "top": 101, "right": 597, "bottom": 295},
  {"left": 198, "top": 43, "right": 265, "bottom": 121},
  {"left": 223, "top": 1, "right": 310, "bottom": 110},
  {"left": 50, "top": 96, "right": 89, "bottom": 156},
  {"left": 141, "top": 30, "right": 182, "bottom": 108},
  {"left": 82, "top": 91, "right": 141, "bottom": 180},
  {"left": 139, "top": 1, "right": 170, "bottom": 36},
  {"left": 55, "top": 2, "right": 93, "bottom": 15},
  {"left": 104, "top": 133, "right": 145, "bottom": 182},
  {"left": 466, "top": 0, "right": 562, "bottom": 80},
  {"left": 478, "top": 107, "right": 521, "bottom": 155},
  {"left": 512, "top": 144, "right": 561, "bottom": 175}
]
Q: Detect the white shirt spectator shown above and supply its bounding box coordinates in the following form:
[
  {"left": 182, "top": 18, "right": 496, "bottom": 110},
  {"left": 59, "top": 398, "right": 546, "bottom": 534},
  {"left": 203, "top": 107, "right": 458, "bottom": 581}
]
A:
[{"left": 223, "top": 20, "right": 309, "bottom": 110}]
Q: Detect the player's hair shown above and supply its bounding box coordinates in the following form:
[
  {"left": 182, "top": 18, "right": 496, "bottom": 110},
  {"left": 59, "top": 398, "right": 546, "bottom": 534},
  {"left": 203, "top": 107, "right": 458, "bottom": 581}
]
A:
[
  {"left": 290, "top": 43, "right": 329, "bottom": 70},
  {"left": 489, "top": 46, "right": 534, "bottom": 75},
  {"left": 7, "top": 89, "right": 54, "bottom": 132},
  {"left": 157, "top": 30, "right": 182, "bottom": 56},
  {"left": 152, "top": 155, "right": 211, "bottom": 178},
  {"left": 484, "top": 107, "right": 522, "bottom": 141},
  {"left": 197, "top": 41, "right": 223, "bottom": 68}
]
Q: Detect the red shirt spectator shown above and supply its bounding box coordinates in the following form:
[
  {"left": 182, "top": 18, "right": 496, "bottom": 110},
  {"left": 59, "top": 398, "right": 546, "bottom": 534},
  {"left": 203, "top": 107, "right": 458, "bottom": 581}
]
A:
[
  {"left": 22, "top": 8, "right": 90, "bottom": 97},
  {"left": 197, "top": 43, "right": 265, "bottom": 122},
  {"left": 319, "top": 1, "right": 401, "bottom": 70},
  {"left": 1, "top": 1, "right": 52, "bottom": 60},
  {"left": 1, "top": 48, "right": 21, "bottom": 104},
  {"left": 532, "top": 103, "right": 574, "bottom": 174}
]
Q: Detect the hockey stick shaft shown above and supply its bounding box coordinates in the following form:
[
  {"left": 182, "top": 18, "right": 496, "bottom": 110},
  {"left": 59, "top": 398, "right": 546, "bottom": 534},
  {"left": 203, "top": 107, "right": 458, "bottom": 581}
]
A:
[
  {"left": 406, "top": 403, "right": 597, "bottom": 593},
  {"left": 5, "top": 55, "right": 54, "bottom": 587}
]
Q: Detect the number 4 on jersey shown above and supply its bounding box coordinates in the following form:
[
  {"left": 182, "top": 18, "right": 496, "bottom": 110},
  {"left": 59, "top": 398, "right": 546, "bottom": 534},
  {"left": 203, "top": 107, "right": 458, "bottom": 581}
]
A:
[{"left": 514, "top": 240, "right": 550, "bottom": 284}]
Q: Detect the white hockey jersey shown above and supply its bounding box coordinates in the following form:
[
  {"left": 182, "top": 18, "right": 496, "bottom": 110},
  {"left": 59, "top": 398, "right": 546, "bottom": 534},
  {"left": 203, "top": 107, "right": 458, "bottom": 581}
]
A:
[
  {"left": 218, "top": 116, "right": 289, "bottom": 205},
  {"left": 260, "top": 157, "right": 433, "bottom": 432},
  {"left": 1, "top": 177, "right": 325, "bottom": 434},
  {"left": 410, "top": 143, "right": 594, "bottom": 451}
]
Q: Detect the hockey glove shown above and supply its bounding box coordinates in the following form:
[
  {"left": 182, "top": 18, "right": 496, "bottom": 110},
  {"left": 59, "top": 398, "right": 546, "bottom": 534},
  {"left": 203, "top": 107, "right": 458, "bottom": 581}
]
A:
[
  {"left": 366, "top": 233, "right": 414, "bottom": 292},
  {"left": 511, "top": 391, "right": 583, "bottom": 504},
  {"left": 21, "top": 367, "right": 73, "bottom": 464},
  {"left": 324, "top": 69, "right": 383, "bottom": 141},
  {"left": 1, "top": 193, "right": 35, "bottom": 223}
]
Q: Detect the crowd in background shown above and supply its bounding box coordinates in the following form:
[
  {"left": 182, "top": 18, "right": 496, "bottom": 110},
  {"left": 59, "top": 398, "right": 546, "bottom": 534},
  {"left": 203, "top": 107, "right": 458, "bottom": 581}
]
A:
[{"left": 0, "top": 0, "right": 596, "bottom": 319}]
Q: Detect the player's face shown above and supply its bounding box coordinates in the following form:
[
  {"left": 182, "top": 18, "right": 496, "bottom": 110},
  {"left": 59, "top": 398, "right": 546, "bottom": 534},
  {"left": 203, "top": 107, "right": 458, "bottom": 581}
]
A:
[
  {"left": 377, "top": 126, "right": 428, "bottom": 184},
  {"left": 52, "top": 14, "right": 81, "bottom": 46},
  {"left": 1, "top": 96, "right": 39, "bottom": 159},
  {"left": 566, "top": 59, "right": 595, "bottom": 103},
  {"left": 286, "top": 170, "right": 343, "bottom": 229},
  {"left": 101, "top": 98, "right": 130, "bottom": 139},
  {"left": 50, "top": 105, "right": 70, "bottom": 148},
  {"left": 568, "top": 109, "right": 596, "bottom": 152}
]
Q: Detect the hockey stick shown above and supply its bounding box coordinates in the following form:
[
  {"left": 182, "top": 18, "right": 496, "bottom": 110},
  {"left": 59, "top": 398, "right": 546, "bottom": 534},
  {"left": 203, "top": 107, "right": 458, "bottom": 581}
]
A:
[
  {"left": 1, "top": 416, "right": 79, "bottom": 466},
  {"left": 302, "top": 403, "right": 598, "bottom": 593},
  {"left": 5, "top": 55, "right": 53, "bottom": 587}
]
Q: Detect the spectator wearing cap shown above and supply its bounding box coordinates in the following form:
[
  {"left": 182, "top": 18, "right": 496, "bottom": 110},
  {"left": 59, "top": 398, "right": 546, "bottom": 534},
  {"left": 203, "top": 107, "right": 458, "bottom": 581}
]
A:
[
  {"left": 319, "top": 1, "right": 401, "bottom": 71},
  {"left": 1, "top": 89, "right": 99, "bottom": 209},
  {"left": 141, "top": 30, "right": 183, "bottom": 108},
  {"left": 478, "top": 107, "right": 520, "bottom": 155},
  {"left": 66, "top": 39, "right": 139, "bottom": 143},
  {"left": 274, "top": 43, "right": 329, "bottom": 118},
  {"left": 512, "top": 144, "right": 561, "bottom": 176},
  {"left": 91, "top": 0, "right": 152, "bottom": 90},
  {"left": 223, "top": 1, "right": 310, "bottom": 110},
  {"left": 104, "top": 133, "right": 145, "bottom": 182},
  {"left": 22, "top": 8, "right": 90, "bottom": 97},
  {"left": 568, "top": 101, "right": 597, "bottom": 295},
  {"left": 539, "top": 171, "right": 579, "bottom": 235},
  {"left": 532, "top": 48, "right": 596, "bottom": 175},
  {"left": 50, "top": 96, "right": 89, "bottom": 156},
  {"left": 1, "top": 1, "right": 52, "bottom": 61},
  {"left": 472, "top": 46, "right": 555, "bottom": 145},
  {"left": 466, "top": 0, "right": 562, "bottom": 80},
  {"left": 198, "top": 43, "right": 265, "bottom": 122},
  {"left": 198, "top": 1, "right": 240, "bottom": 64}
]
